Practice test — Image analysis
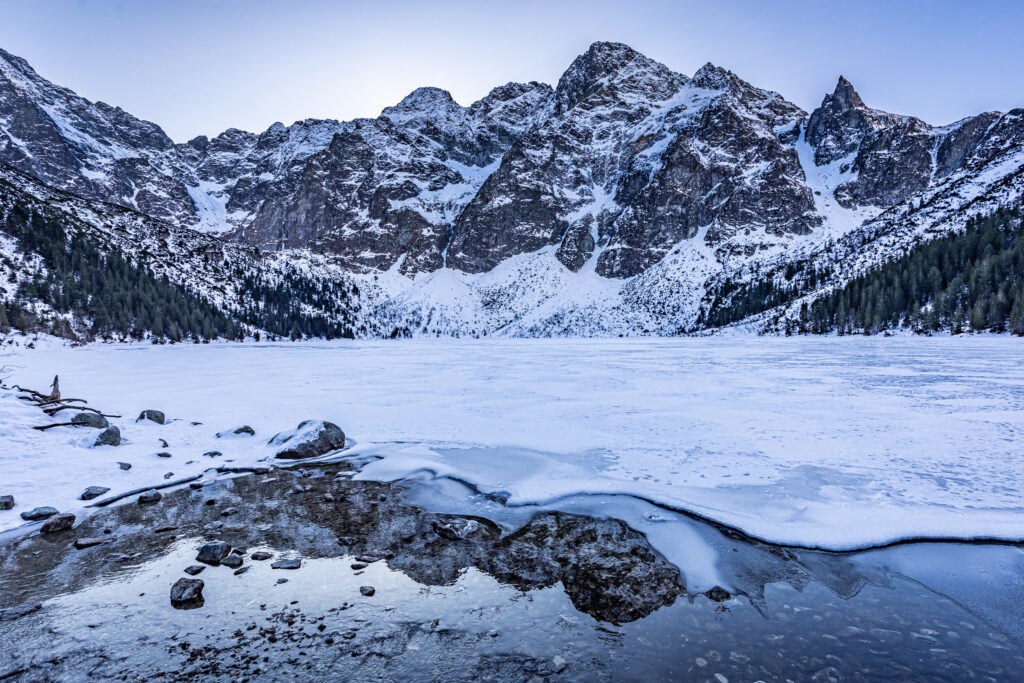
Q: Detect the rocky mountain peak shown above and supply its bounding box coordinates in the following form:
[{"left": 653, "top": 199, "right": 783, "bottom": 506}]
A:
[
  {"left": 381, "top": 87, "right": 463, "bottom": 125},
  {"left": 690, "top": 62, "right": 736, "bottom": 90},
  {"left": 805, "top": 75, "right": 902, "bottom": 165},
  {"left": 554, "top": 41, "right": 654, "bottom": 114}
]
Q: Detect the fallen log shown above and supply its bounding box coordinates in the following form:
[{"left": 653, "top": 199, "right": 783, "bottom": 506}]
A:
[
  {"left": 43, "top": 405, "right": 119, "bottom": 418},
  {"left": 87, "top": 475, "right": 203, "bottom": 508},
  {"left": 32, "top": 422, "right": 76, "bottom": 431}
]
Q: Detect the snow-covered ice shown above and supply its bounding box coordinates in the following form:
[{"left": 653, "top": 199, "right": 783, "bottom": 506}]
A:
[{"left": 2, "top": 337, "right": 1023, "bottom": 555}]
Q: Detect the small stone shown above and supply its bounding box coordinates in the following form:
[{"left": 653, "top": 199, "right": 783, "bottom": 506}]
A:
[
  {"left": 159, "top": 439, "right": 169, "bottom": 448},
  {"left": 93, "top": 426, "right": 121, "bottom": 447},
  {"left": 40, "top": 513, "right": 75, "bottom": 533},
  {"left": 0, "top": 495, "right": 13, "bottom": 510},
  {"left": 487, "top": 629, "right": 499, "bottom": 638},
  {"left": 231, "top": 547, "right": 246, "bottom": 556},
  {"left": 234, "top": 566, "right": 250, "bottom": 576},
  {"left": 190, "top": 421, "right": 202, "bottom": 426},
  {"left": 156, "top": 452, "right": 172, "bottom": 458},
  {"left": 204, "top": 498, "right": 216, "bottom": 506},
  {"left": 276, "top": 578, "right": 288, "bottom": 584},
  {"left": 137, "top": 410, "right": 166, "bottom": 425},
  {"left": 163, "top": 472, "right": 174, "bottom": 480},
  {"left": 350, "top": 563, "right": 367, "bottom": 570},
  {"left": 80, "top": 486, "right": 110, "bottom": 501},
  {"left": 189, "top": 482, "right": 204, "bottom": 490},
  {"left": 251, "top": 551, "right": 273, "bottom": 561},
  {"left": 202, "top": 451, "right": 222, "bottom": 458},
  {"left": 220, "top": 507, "right": 238, "bottom": 517},
  {"left": 341, "top": 632, "right": 356, "bottom": 640},
  {"left": 359, "top": 585, "right": 375, "bottom": 597},
  {"left": 70, "top": 412, "right": 108, "bottom": 429},
  {"left": 118, "top": 462, "right": 132, "bottom": 471},
  {"left": 216, "top": 425, "right": 255, "bottom": 438},
  {"left": 74, "top": 537, "right": 108, "bottom": 549},
  {"left": 154, "top": 525, "right": 178, "bottom": 533},
  {"left": 183, "top": 565, "right": 206, "bottom": 576},
  {"left": 138, "top": 490, "right": 162, "bottom": 504},
  {"left": 271, "top": 558, "right": 301, "bottom": 570},
  {"left": 21, "top": 506, "right": 59, "bottom": 521},
  {"left": 323, "top": 493, "right": 334, "bottom": 502},
  {"left": 196, "top": 540, "right": 232, "bottom": 565},
  {"left": 170, "top": 578, "right": 203, "bottom": 608}
]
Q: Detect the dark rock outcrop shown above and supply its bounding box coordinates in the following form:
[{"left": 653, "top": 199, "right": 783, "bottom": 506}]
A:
[{"left": 269, "top": 420, "right": 346, "bottom": 460}]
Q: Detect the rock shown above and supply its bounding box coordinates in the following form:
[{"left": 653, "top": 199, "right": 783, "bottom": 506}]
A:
[
  {"left": 234, "top": 566, "right": 250, "bottom": 575},
  {"left": 706, "top": 587, "right": 731, "bottom": 603},
  {"left": 20, "top": 506, "right": 58, "bottom": 521},
  {"left": 93, "top": 426, "right": 121, "bottom": 447},
  {"left": 202, "top": 450, "right": 222, "bottom": 457},
  {"left": 183, "top": 565, "right": 206, "bottom": 576},
  {"left": 70, "top": 412, "right": 108, "bottom": 429},
  {"left": 220, "top": 507, "right": 238, "bottom": 517},
  {"left": 251, "top": 551, "right": 273, "bottom": 561},
  {"left": 159, "top": 438, "right": 169, "bottom": 448},
  {"left": 205, "top": 498, "right": 217, "bottom": 506},
  {"left": 163, "top": 472, "right": 174, "bottom": 480},
  {"left": 271, "top": 558, "right": 301, "bottom": 570},
  {"left": 221, "top": 554, "right": 243, "bottom": 569},
  {"left": 231, "top": 547, "right": 246, "bottom": 556},
  {"left": 350, "top": 563, "right": 367, "bottom": 570},
  {"left": 74, "top": 537, "right": 108, "bottom": 549},
  {"left": 156, "top": 452, "right": 172, "bottom": 458},
  {"left": 196, "top": 540, "right": 232, "bottom": 565},
  {"left": 137, "top": 490, "right": 162, "bottom": 504},
  {"left": 170, "top": 578, "right": 204, "bottom": 608},
  {"left": 269, "top": 420, "right": 346, "bottom": 460},
  {"left": 117, "top": 462, "right": 132, "bottom": 470},
  {"left": 0, "top": 495, "right": 13, "bottom": 510},
  {"left": 79, "top": 486, "right": 110, "bottom": 500},
  {"left": 154, "top": 525, "right": 178, "bottom": 533},
  {"left": 40, "top": 513, "right": 75, "bottom": 533},
  {"left": 276, "top": 578, "right": 288, "bottom": 584},
  {"left": 216, "top": 425, "right": 254, "bottom": 438},
  {"left": 137, "top": 409, "right": 166, "bottom": 424},
  {"left": 359, "top": 585, "right": 375, "bottom": 597},
  {"left": 188, "top": 482, "right": 204, "bottom": 490},
  {"left": 433, "top": 518, "right": 480, "bottom": 540}
]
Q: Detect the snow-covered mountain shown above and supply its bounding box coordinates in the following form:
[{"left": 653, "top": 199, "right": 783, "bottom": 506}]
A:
[{"left": 2, "top": 42, "right": 1023, "bottom": 337}]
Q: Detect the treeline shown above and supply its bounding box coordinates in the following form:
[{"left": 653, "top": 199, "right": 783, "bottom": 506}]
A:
[
  {"left": 803, "top": 204, "right": 1024, "bottom": 335},
  {"left": 230, "top": 269, "right": 360, "bottom": 340},
  {"left": 1, "top": 203, "right": 240, "bottom": 341},
  {"left": 706, "top": 202, "right": 1024, "bottom": 335}
]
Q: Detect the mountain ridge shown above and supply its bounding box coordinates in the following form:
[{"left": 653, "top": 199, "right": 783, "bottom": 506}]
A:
[{"left": 1, "top": 41, "right": 1023, "bottom": 338}]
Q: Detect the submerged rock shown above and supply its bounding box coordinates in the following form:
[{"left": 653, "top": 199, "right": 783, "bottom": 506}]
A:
[
  {"left": 196, "top": 541, "right": 231, "bottom": 565},
  {"left": 40, "top": 513, "right": 75, "bottom": 533},
  {"left": 137, "top": 410, "right": 165, "bottom": 425},
  {"left": 93, "top": 426, "right": 121, "bottom": 447},
  {"left": 170, "top": 578, "right": 204, "bottom": 609},
  {"left": 269, "top": 420, "right": 345, "bottom": 460},
  {"left": 217, "top": 425, "right": 255, "bottom": 438},
  {"left": 71, "top": 412, "right": 108, "bottom": 429},
  {"left": 21, "top": 506, "right": 58, "bottom": 521},
  {"left": 80, "top": 486, "right": 110, "bottom": 501},
  {"left": 0, "top": 495, "right": 13, "bottom": 510}
]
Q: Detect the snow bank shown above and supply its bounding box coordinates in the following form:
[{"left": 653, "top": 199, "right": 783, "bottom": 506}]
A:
[{"left": 2, "top": 337, "right": 1023, "bottom": 552}]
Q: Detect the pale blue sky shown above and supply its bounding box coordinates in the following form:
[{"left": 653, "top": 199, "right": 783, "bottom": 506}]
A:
[{"left": 2, "top": 0, "right": 1022, "bottom": 141}]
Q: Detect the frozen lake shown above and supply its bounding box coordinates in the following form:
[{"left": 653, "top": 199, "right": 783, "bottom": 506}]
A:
[{"left": 3, "top": 336, "right": 1024, "bottom": 553}]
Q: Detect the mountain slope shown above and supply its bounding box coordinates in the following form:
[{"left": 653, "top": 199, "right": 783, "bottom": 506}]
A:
[{"left": 1, "top": 42, "right": 1022, "bottom": 338}]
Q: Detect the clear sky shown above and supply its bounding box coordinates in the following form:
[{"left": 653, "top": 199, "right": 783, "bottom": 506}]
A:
[{"left": 2, "top": 0, "right": 1022, "bottom": 142}]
